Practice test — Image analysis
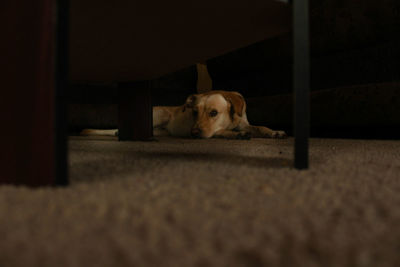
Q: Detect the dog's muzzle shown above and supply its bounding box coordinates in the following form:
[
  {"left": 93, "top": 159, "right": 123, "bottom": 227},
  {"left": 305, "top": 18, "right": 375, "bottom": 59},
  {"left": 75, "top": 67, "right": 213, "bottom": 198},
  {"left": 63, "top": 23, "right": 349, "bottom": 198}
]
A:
[{"left": 191, "top": 128, "right": 202, "bottom": 138}]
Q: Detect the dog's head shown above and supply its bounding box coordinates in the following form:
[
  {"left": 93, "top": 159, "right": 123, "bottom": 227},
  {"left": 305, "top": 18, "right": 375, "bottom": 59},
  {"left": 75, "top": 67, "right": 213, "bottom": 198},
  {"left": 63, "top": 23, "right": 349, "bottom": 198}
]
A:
[{"left": 185, "top": 91, "right": 245, "bottom": 138}]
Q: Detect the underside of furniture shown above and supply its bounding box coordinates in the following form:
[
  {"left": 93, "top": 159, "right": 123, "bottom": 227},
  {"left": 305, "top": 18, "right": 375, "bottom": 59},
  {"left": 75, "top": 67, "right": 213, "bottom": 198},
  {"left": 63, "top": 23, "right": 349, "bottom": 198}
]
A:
[{"left": 1, "top": 0, "right": 309, "bottom": 186}]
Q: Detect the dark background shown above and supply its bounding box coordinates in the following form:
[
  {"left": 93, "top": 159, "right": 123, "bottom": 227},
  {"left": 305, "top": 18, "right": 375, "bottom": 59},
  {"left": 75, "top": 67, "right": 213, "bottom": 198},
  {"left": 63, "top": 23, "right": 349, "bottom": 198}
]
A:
[{"left": 68, "top": 0, "right": 400, "bottom": 139}]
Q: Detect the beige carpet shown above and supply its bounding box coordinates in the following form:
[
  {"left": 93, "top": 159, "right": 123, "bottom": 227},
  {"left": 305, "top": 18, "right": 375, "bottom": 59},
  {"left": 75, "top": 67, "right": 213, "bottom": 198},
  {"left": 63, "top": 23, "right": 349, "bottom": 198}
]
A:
[{"left": 1, "top": 137, "right": 400, "bottom": 267}]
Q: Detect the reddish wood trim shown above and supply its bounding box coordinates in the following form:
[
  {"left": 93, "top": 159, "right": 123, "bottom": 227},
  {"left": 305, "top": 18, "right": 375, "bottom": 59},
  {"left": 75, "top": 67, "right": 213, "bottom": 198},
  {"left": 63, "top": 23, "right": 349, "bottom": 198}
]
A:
[{"left": 0, "top": 0, "right": 57, "bottom": 186}]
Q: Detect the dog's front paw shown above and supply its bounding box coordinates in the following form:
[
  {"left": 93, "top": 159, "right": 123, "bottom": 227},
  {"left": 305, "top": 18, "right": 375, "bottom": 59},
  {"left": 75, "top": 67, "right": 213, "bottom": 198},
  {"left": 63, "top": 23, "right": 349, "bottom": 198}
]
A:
[
  {"left": 236, "top": 131, "right": 252, "bottom": 140},
  {"left": 271, "top": 131, "right": 287, "bottom": 139}
]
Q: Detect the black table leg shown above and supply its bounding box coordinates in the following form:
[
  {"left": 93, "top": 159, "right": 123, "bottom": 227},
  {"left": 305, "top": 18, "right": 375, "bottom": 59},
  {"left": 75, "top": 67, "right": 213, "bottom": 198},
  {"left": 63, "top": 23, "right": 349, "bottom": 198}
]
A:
[
  {"left": 118, "top": 82, "right": 153, "bottom": 141},
  {"left": 293, "top": 0, "right": 310, "bottom": 169},
  {"left": 55, "top": 0, "right": 69, "bottom": 186}
]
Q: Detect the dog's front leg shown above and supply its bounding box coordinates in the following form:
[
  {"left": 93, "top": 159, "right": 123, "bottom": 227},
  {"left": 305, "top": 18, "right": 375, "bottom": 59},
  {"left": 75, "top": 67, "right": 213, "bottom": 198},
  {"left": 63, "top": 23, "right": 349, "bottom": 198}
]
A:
[
  {"left": 153, "top": 107, "right": 172, "bottom": 128},
  {"left": 242, "top": 125, "right": 287, "bottom": 139},
  {"left": 213, "top": 129, "right": 251, "bottom": 140}
]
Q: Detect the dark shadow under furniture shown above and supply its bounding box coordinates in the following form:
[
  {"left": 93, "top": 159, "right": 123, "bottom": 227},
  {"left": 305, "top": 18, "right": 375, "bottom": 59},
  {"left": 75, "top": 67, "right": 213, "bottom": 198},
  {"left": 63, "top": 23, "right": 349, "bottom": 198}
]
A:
[
  {"left": 67, "top": 1, "right": 310, "bottom": 171},
  {"left": 2, "top": 0, "right": 312, "bottom": 186}
]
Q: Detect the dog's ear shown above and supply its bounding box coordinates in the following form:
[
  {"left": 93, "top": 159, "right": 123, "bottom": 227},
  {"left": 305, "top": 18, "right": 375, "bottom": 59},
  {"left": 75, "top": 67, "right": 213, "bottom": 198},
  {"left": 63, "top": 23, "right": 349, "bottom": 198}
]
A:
[
  {"left": 224, "top": 92, "right": 245, "bottom": 119},
  {"left": 182, "top": 94, "right": 197, "bottom": 112}
]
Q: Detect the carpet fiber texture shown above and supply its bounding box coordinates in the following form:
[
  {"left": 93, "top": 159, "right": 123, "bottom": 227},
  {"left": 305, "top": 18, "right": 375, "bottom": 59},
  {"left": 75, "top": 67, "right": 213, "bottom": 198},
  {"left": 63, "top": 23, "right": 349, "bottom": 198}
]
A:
[{"left": 1, "top": 137, "right": 400, "bottom": 267}]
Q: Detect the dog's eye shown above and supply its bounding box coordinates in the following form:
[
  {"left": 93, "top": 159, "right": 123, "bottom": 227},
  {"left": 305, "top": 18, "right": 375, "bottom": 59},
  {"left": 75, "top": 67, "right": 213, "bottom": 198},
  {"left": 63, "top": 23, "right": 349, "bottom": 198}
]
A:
[
  {"left": 193, "top": 110, "right": 198, "bottom": 117},
  {"left": 209, "top": 110, "right": 218, "bottom": 117}
]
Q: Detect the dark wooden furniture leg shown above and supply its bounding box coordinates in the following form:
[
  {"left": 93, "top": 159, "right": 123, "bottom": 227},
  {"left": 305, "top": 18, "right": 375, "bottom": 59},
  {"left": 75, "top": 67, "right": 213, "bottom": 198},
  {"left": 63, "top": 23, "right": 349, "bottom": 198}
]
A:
[
  {"left": 55, "top": 0, "right": 69, "bottom": 185},
  {"left": 118, "top": 82, "right": 153, "bottom": 141},
  {"left": 1, "top": 0, "right": 67, "bottom": 186},
  {"left": 293, "top": 0, "right": 310, "bottom": 169}
]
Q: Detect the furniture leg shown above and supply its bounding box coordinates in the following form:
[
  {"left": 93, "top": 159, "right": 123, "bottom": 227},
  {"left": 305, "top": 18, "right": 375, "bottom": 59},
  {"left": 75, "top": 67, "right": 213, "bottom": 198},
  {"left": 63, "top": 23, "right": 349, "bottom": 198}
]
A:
[
  {"left": 293, "top": 0, "right": 310, "bottom": 169},
  {"left": 118, "top": 82, "right": 153, "bottom": 141}
]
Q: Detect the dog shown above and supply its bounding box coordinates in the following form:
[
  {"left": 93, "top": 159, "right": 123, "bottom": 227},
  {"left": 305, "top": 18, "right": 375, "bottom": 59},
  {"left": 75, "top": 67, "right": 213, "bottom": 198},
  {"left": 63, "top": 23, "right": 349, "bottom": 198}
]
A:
[{"left": 81, "top": 90, "right": 287, "bottom": 139}]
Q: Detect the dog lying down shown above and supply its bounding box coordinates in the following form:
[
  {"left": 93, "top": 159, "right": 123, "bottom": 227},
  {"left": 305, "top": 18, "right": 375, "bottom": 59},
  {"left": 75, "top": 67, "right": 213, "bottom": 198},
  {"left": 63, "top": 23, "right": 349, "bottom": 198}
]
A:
[{"left": 81, "top": 90, "right": 287, "bottom": 139}]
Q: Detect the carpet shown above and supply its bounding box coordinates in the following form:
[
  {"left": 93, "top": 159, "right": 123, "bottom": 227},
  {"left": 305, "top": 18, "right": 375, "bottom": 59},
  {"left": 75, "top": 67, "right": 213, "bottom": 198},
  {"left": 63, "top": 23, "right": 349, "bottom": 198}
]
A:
[{"left": 1, "top": 137, "right": 399, "bottom": 267}]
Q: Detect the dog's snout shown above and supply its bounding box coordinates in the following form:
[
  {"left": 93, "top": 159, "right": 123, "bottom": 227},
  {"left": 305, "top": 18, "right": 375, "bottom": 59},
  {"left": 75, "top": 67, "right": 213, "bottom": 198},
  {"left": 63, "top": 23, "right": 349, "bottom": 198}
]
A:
[{"left": 191, "top": 128, "right": 202, "bottom": 138}]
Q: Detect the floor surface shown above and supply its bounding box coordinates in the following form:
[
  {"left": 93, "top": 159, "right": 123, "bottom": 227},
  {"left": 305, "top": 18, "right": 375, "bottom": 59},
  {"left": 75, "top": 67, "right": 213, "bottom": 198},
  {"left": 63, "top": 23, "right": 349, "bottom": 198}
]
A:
[{"left": 1, "top": 137, "right": 399, "bottom": 267}]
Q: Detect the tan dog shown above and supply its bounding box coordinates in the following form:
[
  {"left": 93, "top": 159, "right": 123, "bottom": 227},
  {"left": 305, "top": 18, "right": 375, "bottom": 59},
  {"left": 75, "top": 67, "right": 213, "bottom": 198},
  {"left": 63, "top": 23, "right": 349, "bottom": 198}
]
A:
[{"left": 81, "top": 90, "right": 286, "bottom": 139}]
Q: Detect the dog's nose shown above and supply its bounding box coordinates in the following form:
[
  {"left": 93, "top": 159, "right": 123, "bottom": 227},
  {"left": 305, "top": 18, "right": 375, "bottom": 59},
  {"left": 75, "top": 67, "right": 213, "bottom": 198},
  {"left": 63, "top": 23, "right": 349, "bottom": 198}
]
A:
[{"left": 191, "top": 128, "right": 202, "bottom": 138}]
